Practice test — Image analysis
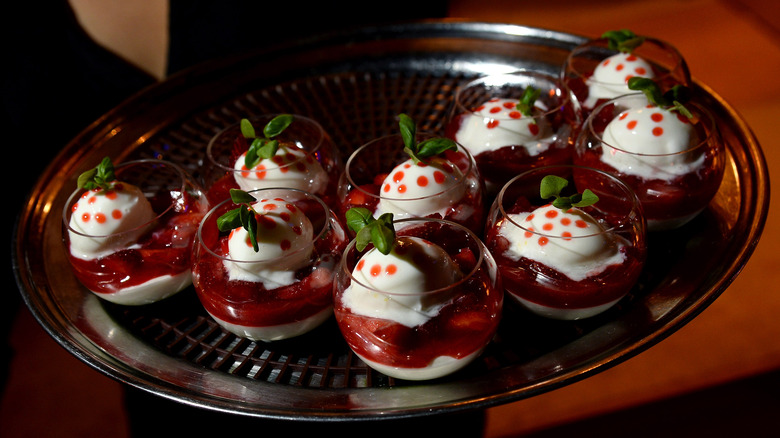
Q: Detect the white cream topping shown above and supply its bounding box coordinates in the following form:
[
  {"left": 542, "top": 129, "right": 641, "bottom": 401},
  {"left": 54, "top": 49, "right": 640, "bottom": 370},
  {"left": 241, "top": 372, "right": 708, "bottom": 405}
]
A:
[
  {"left": 223, "top": 198, "right": 314, "bottom": 288},
  {"left": 585, "top": 52, "right": 656, "bottom": 107},
  {"left": 233, "top": 145, "right": 327, "bottom": 194},
  {"left": 499, "top": 204, "right": 625, "bottom": 282},
  {"left": 341, "top": 236, "right": 463, "bottom": 328},
  {"left": 68, "top": 182, "right": 156, "bottom": 260},
  {"left": 374, "top": 157, "right": 466, "bottom": 220},
  {"left": 454, "top": 97, "right": 553, "bottom": 156},
  {"left": 600, "top": 105, "right": 702, "bottom": 180}
]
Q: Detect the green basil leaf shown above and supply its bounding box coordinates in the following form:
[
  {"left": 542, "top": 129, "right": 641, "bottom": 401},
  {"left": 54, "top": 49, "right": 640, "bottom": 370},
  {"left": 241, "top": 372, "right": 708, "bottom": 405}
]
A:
[
  {"left": 540, "top": 175, "right": 569, "bottom": 199},
  {"left": 415, "top": 138, "right": 457, "bottom": 159},
  {"left": 345, "top": 207, "right": 374, "bottom": 234},
  {"left": 398, "top": 113, "right": 416, "bottom": 152},
  {"left": 229, "top": 188, "right": 256, "bottom": 204},
  {"left": 216, "top": 208, "right": 242, "bottom": 232},
  {"left": 257, "top": 139, "right": 279, "bottom": 160},
  {"left": 263, "top": 114, "right": 293, "bottom": 138},
  {"left": 240, "top": 118, "right": 256, "bottom": 139},
  {"left": 574, "top": 189, "right": 599, "bottom": 207}
]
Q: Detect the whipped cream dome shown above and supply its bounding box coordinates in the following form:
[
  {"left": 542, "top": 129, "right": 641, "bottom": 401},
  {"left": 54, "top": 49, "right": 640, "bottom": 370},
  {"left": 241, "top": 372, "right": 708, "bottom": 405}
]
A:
[
  {"left": 454, "top": 97, "right": 553, "bottom": 156},
  {"left": 233, "top": 145, "right": 327, "bottom": 193},
  {"left": 375, "top": 157, "right": 466, "bottom": 220},
  {"left": 341, "top": 236, "right": 463, "bottom": 328},
  {"left": 223, "top": 197, "right": 314, "bottom": 289},
  {"left": 600, "top": 104, "right": 700, "bottom": 180},
  {"left": 585, "top": 52, "right": 655, "bottom": 108},
  {"left": 68, "top": 182, "right": 156, "bottom": 260},
  {"left": 499, "top": 204, "right": 625, "bottom": 282}
]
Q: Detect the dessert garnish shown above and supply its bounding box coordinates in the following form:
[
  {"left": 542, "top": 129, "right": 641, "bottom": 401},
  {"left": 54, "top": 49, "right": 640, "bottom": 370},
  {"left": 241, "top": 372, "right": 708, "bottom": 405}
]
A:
[
  {"left": 540, "top": 175, "right": 599, "bottom": 211},
  {"left": 628, "top": 77, "right": 694, "bottom": 120},
  {"left": 239, "top": 114, "right": 293, "bottom": 170},
  {"left": 602, "top": 29, "right": 645, "bottom": 53},
  {"left": 345, "top": 207, "right": 395, "bottom": 255},
  {"left": 399, "top": 113, "right": 457, "bottom": 164},
  {"left": 515, "top": 86, "right": 541, "bottom": 118},
  {"left": 77, "top": 156, "right": 116, "bottom": 190},
  {"left": 216, "top": 188, "right": 263, "bottom": 251}
]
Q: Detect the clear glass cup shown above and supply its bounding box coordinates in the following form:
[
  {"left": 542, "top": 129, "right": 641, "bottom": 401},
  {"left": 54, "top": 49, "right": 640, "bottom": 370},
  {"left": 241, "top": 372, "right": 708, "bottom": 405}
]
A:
[
  {"left": 562, "top": 35, "right": 691, "bottom": 113},
  {"left": 203, "top": 114, "right": 343, "bottom": 206},
  {"left": 62, "top": 159, "right": 209, "bottom": 305},
  {"left": 573, "top": 93, "right": 724, "bottom": 231},
  {"left": 337, "top": 132, "right": 485, "bottom": 234},
  {"left": 333, "top": 217, "right": 503, "bottom": 380},
  {"left": 444, "top": 69, "right": 581, "bottom": 195},
  {"left": 191, "top": 188, "right": 347, "bottom": 342},
  {"left": 484, "top": 165, "right": 646, "bottom": 320}
]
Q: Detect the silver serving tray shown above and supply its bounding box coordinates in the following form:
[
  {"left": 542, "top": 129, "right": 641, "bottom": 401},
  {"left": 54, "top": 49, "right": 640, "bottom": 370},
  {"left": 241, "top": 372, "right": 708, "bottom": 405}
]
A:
[{"left": 12, "top": 21, "right": 769, "bottom": 421}]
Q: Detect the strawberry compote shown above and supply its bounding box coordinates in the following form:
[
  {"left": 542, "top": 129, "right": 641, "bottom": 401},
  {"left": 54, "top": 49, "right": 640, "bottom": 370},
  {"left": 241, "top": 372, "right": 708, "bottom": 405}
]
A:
[
  {"left": 333, "top": 218, "right": 502, "bottom": 380},
  {"left": 63, "top": 160, "right": 209, "bottom": 306},
  {"left": 192, "top": 188, "right": 347, "bottom": 341}
]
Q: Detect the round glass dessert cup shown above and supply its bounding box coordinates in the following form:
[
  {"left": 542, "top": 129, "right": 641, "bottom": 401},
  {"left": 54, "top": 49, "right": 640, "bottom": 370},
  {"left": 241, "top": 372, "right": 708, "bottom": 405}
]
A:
[
  {"left": 484, "top": 165, "right": 647, "bottom": 320},
  {"left": 337, "top": 133, "right": 485, "bottom": 234},
  {"left": 562, "top": 36, "right": 691, "bottom": 113},
  {"left": 573, "top": 93, "right": 725, "bottom": 231},
  {"left": 333, "top": 217, "right": 503, "bottom": 381},
  {"left": 62, "top": 159, "right": 209, "bottom": 306},
  {"left": 191, "top": 188, "right": 348, "bottom": 342},
  {"left": 203, "top": 114, "right": 342, "bottom": 205},
  {"left": 443, "top": 70, "right": 581, "bottom": 194}
]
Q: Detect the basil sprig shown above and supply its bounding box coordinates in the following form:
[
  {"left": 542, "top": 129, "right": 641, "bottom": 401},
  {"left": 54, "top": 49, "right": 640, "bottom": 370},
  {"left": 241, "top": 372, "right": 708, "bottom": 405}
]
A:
[
  {"left": 345, "top": 207, "right": 395, "bottom": 255},
  {"left": 540, "top": 175, "right": 599, "bottom": 211},
  {"left": 78, "top": 156, "right": 116, "bottom": 190},
  {"left": 627, "top": 77, "right": 694, "bottom": 119},
  {"left": 516, "top": 86, "right": 541, "bottom": 117},
  {"left": 399, "top": 113, "right": 457, "bottom": 164},
  {"left": 217, "top": 189, "right": 261, "bottom": 252},
  {"left": 602, "top": 29, "right": 645, "bottom": 53},
  {"left": 241, "top": 114, "right": 294, "bottom": 169}
]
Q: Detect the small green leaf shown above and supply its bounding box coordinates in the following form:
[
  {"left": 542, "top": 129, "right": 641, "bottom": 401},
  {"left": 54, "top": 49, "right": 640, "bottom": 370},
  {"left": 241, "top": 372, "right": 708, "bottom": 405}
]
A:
[
  {"left": 415, "top": 138, "right": 457, "bottom": 159},
  {"left": 216, "top": 208, "right": 242, "bottom": 232},
  {"left": 240, "top": 118, "right": 256, "bottom": 139},
  {"left": 229, "top": 188, "right": 256, "bottom": 204},
  {"left": 345, "top": 207, "right": 374, "bottom": 234},
  {"left": 263, "top": 114, "right": 293, "bottom": 138},
  {"left": 628, "top": 77, "right": 694, "bottom": 120},
  {"left": 516, "top": 86, "right": 541, "bottom": 117},
  {"left": 540, "top": 175, "right": 598, "bottom": 211},
  {"left": 398, "top": 113, "right": 416, "bottom": 151},
  {"left": 78, "top": 156, "right": 116, "bottom": 190},
  {"left": 345, "top": 207, "right": 396, "bottom": 255},
  {"left": 540, "top": 175, "right": 569, "bottom": 199},
  {"left": 602, "top": 29, "right": 645, "bottom": 53}
]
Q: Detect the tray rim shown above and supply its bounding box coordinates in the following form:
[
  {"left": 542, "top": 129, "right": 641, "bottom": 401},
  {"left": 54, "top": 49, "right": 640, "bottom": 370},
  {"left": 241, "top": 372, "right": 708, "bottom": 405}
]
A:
[{"left": 11, "top": 19, "right": 771, "bottom": 421}]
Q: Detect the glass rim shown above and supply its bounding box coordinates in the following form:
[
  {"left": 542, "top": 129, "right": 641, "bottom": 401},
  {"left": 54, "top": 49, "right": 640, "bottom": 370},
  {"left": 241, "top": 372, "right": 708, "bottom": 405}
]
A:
[
  {"left": 586, "top": 92, "right": 716, "bottom": 157},
  {"left": 454, "top": 69, "right": 570, "bottom": 119},
  {"left": 62, "top": 159, "right": 188, "bottom": 239},
  {"left": 196, "top": 187, "right": 334, "bottom": 264},
  {"left": 496, "top": 164, "right": 642, "bottom": 237},
  {"left": 205, "top": 113, "right": 327, "bottom": 173},
  {"left": 344, "top": 132, "right": 477, "bottom": 202},
  {"left": 340, "top": 217, "right": 486, "bottom": 297}
]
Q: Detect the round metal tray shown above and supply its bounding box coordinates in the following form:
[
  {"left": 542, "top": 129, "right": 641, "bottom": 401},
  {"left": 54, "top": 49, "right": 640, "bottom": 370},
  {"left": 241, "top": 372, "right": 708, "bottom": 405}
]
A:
[{"left": 12, "top": 21, "right": 769, "bottom": 421}]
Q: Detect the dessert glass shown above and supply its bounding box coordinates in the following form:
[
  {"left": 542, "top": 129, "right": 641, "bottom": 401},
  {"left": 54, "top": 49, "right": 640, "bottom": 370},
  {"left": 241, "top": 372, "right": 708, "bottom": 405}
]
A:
[
  {"left": 562, "top": 35, "right": 691, "bottom": 113},
  {"left": 484, "top": 165, "right": 647, "bottom": 320},
  {"left": 573, "top": 93, "right": 724, "bottom": 231},
  {"left": 444, "top": 69, "right": 581, "bottom": 195},
  {"left": 333, "top": 217, "right": 503, "bottom": 380},
  {"left": 191, "top": 188, "right": 347, "bottom": 342},
  {"left": 203, "top": 114, "right": 342, "bottom": 205},
  {"left": 62, "top": 159, "right": 209, "bottom": 306},
  {"left": 337, "top": 132, "right": 485, "bottom": 234}
]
